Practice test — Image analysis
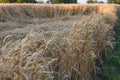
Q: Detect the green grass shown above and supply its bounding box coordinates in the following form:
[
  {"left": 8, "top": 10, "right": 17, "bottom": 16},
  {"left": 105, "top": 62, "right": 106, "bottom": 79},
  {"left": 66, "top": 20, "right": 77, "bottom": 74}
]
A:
[{"left": 102, "top": 12, "right": 120, "bottom": 80}]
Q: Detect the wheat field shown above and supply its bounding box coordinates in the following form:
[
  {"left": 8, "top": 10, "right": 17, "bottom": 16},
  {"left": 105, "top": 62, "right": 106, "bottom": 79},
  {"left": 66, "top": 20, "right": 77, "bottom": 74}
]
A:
[{"left": 0, "top": 4, "right": 118, "bottom": 80}]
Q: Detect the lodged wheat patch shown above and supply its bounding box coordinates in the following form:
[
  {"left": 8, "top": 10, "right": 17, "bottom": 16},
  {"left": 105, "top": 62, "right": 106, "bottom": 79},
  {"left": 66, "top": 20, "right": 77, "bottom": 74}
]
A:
[{"left": 0, "top": 12, "right": 116, "bottom": 80}]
